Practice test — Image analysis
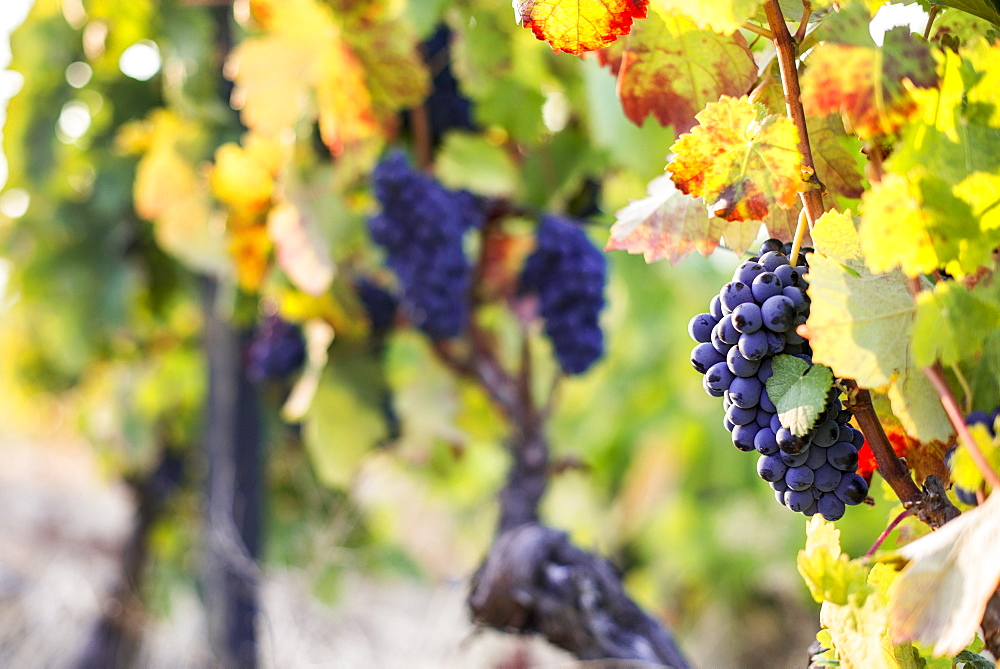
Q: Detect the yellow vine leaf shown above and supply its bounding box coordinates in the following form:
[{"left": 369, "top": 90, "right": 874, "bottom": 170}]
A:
[
  {"left": 651, "top": 0, "right": 761, "bottom": 35},
  {"left": 267, "top": 202, "right": 334, "bottom": 297},
  {"left": 210, "top": 137, "right": 284, "bottom": 214},
  {"left": 513, "top": 0, "right": 649, "bottom": 55},
  {"left": 668, "top": 95, "right": 803, "bottom": 222},
  {"left": 226, "top": 0, "right": 378, "bottom": 154},
  {"left": 129, "top": 110, "right": 229, "bottom": 276}
]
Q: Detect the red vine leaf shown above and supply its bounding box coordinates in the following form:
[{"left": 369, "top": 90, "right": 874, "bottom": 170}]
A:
[
  {"left": 513, "top": 0, "right": 649, "bottom": 55},
  {"left": 801, "top": 27, "right": 938, "bottom": 139},
  {"left": 668, "top": 95, "right": 804, "bottom": 222},
  {"left": 608, "top": 12, "right": 756, "bottom": 134}
]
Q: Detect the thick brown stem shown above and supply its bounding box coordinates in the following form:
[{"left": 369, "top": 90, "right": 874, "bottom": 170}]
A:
[
  {"left": 762, "top": 0, "right": 825, "bottom": 224},
  {"left": 845, "top": 383, "right": 922, "bottom": 507}
]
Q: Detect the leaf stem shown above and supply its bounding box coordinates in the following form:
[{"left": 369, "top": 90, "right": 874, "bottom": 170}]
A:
[
  {"left": 762, "top": 0, "right": 825, "bottom": 224},
  {"left": 741, "top": 21, "right": 773, "bottom": 40},
  {"left": 922, "top": 4, "right": 941, "bottom": 40},
  {"left": 863, "top": 507, "right": 912, "bottom": 558},
  {"left": 794, "top": 0, "right": 812, "bottom": 44},
  {"left": 922, "top": 362, "right": 1000, "bottom": 490}
]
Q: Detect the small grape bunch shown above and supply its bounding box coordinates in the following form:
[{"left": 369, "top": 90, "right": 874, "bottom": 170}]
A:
[{"left": 689, "top": 238, "right": 869, "bottom": 520}]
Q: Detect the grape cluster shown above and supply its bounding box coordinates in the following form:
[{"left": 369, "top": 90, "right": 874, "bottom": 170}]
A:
[
  {"left": 519, "top": 215, "right": 606, "bottom": 375},
  {"left": 246, "top": 314, "right": 306, "bottom": 381},
  {"left": 949, "top": 409, "right": 1000, "bottom": 506},
  {"left": 689, "top": 239, "right": 869, "bottom": 520},
  {"left": 368, "top": 152, "right": 484, "bottom": 340}
]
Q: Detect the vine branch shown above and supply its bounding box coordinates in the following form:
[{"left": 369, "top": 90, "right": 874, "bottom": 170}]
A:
[{"left": 762, "top": 0, "right": 825, "bottom": 224}]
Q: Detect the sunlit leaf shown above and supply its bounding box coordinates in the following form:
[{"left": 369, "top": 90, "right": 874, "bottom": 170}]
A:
[
  {"left": 797, "top": 515, "right": 869, "bottom": 605},
  {"left": 513, "top": 0, "right": 649, "bottom": 55},
  {"left": 651, "top": 0, "right": 761, "bottom": 35},
  {"left": 766, "top": 355, "right": 834, "bottom": 437},
  {"left": 801, "top": 27, "right": 938, "bottom": 139},
  {"left": 668, "top": 95, "right": 803, "bottom": 222},
  {"left": 806, "top": 210, "right": 913, "bottom": 388},
  {"left": 267, "top": 202, "right": 335, "bottom": 297},
  {"left": 886, "top": 363, "right": 954, "bottom": 445},
  {"left": 226, "top": 0, "right": 379, "bottom": 154},
  {"left": 889, "top": 491, "right": 1000, "bottom": 656},
  {"left": 609, "top": 12, "right": 755, "bottom": 134}
]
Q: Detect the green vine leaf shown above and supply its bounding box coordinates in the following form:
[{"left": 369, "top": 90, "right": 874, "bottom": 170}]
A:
[
  {"left": 766, "top": 355, "right": 834, "bottom": 437},
  {"left": 934, "top": 0, "right": 1000, "bottom": 28}
]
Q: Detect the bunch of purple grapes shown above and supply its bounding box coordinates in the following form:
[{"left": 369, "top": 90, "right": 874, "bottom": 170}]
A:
[
  {"left": 689, "top": 239, "right": 869, "bottom": 520},
  {"left": 368, "top": 152, "right": 483, "bottom": 340},
  {"left": 246, "top": 314, "right": 307, "bottom": 381},
  {"left": 519, "top": 215, "right": 606, "bottom": 375},
  {"left": 950, "top": 409, "right": 1000, "bottom": 506}
]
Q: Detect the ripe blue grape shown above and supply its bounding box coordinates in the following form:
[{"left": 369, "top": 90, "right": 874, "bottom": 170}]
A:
[
  {"left": 813, "top": 464, "right": 842, "bottom": 492},
  {"left": 761, "top": 295, "right": 795, "bottom": 332},
  {"left": 731, "top": 302, "right": 763, "bottom": 334},
  {"left": 691, "top": 343, "right": 725, "bottom": 374},
  {"left": 688, "top": 313, "right": 717, "bottom": 343},
  {"left": 754, "top": 427, "right": 779, "bottom": 455},
  {"left": 738, "top": 330, "right": 769, "bottom": 361},
  {"left": 734, "top": 260, "right": 766, "bottom": 285},
  {"left": 246, "top": 315, "right": 307, "bottom": 381},
  {"left": 835, "top": 473, "right": 869, "bottom": 505},
  {"left": 757, "top": 454, "right": 787, "bottom": 482},
  {"left": 727, "top": 346, "right": 760, "bottom": 378},
  {"left": 729, "top": 376, "right": 762, "bottom": 409},
  {"left": 720, "top": 281, "right": 754, "bottom": 312},
  {"left": 751, "top": 272, "right": 783, "bottom": 302},
  {"left": 828, "top": 441, "right": 859, "bottom": 472}
]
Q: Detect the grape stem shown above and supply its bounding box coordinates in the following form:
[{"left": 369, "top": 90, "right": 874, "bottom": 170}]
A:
[
  {"left": 922, "top": 362, "right": 1000, "bottom": 490},
  {"left": 863, "top": 507, "right": 912, "bottom": 558}
]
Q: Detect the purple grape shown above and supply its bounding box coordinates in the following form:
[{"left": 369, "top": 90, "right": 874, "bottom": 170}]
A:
[
  {"left": 705, "top": 361, "right": 736, "bottom": 392},
  {"left": 774, "top": 263, "right": 800, "bottom": 287},
  {"left": 785, "top": 489, "right": 814, "bottom": 512},
  {"left": 720, "top": 281, "right": 755, "bottom": 312},
  {"left": 761, "top": 295, "right": 796, "bottom": 332},
  {"left": 732, "top": 423, "right": 759, "bottom": 451},
  {"left": 780, "top": 448, "right": 810, "bottom": 468},
  {"left": 730, "top": 376, "right": 762, "bottom": 408},
  {"left": 805, "top": 444, "right": 829, "bottom": 469},
  {"left": 813, "top": 463, "right": 842, "bottom": 492},
  {"left": 759, "top": 238, "right": 784, "bottom": 255},
  {"left": 702, "top": 375, "right": 724, "bottom": 398},
  {"left": 835, "top": 472, "right": 869, "bottom": 505},
  {"left": 760, "top": 250, "right": 789, "bottom": 272},
  {"left": 757, "top": 453, "right": 788, "bottom": 482},
  {"left": 785, "top": 465, "right": 815, "bottom": 491},
  {"left": 710, "top": 294, "right": 724, "bottom": 320},
  {"left": 818, "top": 493, "right": 846, "bottom": 520},
  {"left": 755, "top": 427, "right": 779, "bottom": 454},
  {"left": 734, "top": 260, "right": 766, "bottom": 285},
  {"left": 812, "top": 419, "right": 840, "bottom": 447},
  {"left": 731, "top": 302, "right": 763, "bottom": 334},
  {"left": 828, "top": 442, "right": 860, "bottom": 472},
  {"left": 751, "top": 272, "right": 783, "bottom": 302},
  {"left": 777, "top": 427, "right": 810, "bottom": 454},
  {"left": 738, "top": 330, "right": 769, "bottom": 361},
  {"left": 716, "top": 317, "right": 741, "bottom": 345},
  {"left": 690, "top": 343, "right": 725, "bottom": 374},
  {"left": 759, "top": 388, "right": 776, "bottom": 413},
  {"left": 688, "top": 312, "right": 717, "bottom": 343},
  {"left": 727, "top": 403, "right": 757, "bottom": 426},
  {"left": 727, "top": 346, "right": 761, "bottom": 378}
]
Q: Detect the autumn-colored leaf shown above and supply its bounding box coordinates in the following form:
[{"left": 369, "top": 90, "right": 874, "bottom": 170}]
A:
[
  {"left": 610, "top": 12, "right": 755, "bottom": 134},
  {"left": 226, "top": 0, "right": 379, "bottom": 154},
  {"left": 343, "top": 14, "right": 430, "bottom": 115},
  {"left": 801, "top": 27, "right": 938, "bottom": 139},
  {"left": 668, "top": 95, "right": 803, "bottom": 222},
  {"left": 267, "top": 202, "right": 335, "bottom": 297},
  {"left": 210, "top": 138, "right": 282, "bottom": 214},
  {"left": 229, "top": 224, "right": 272, "bottom": 292},
  {"left": 652, "top": 0, "right": 762, "bottom": 35},
  {"left": 513, "top": 0, "right": 649, "bottom": 55},
  {"left": 607, "top": 174, "right": 715, "bottom": 263},
  {"left": 807, "top": 115, "right": 865, "bottom": 201}
]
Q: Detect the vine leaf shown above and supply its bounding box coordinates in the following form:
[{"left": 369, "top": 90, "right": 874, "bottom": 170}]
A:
[
  {"left": 800, "top": 26, "right": 938, "bottom": 139},
  {"left": 600, "top": 12, "right": 756, "bottom": 135},
  {"left": 861, "top": 40, "right": 1000, "bottom": 278},
  {"left": 807, "top": 115, "right": 865, "bottom": 201},
  {"left": 807, "top": 210, "right": 953, "bottom": 442},
  {"left": 668, "top": 95, "right": 803, "bottom": 222},
  {"left": 948, "top": 424, "right": 999, "bottom": 493},
  {"left": 513, "top": 0, "right": 648, "bottom": 55},
  {"left": 227, "top": 0, "right": 380, "bottom": 154},
  {"left": 210, "top": 136, "right": 284, "bottom": 214},
  {"left": 651, "top": 0, "right": 761, "bottom": 35},
  {"left": 267, "top": 202, "right": 335, "bottom": 297},
  {"left": 766, "top": 355, "right": 833, "bottom": 437},
  {"left": 127, "top": 111, "right": 230, "bottom": 276},
  {"left": 934, "top": 0, "right": 1000, "bottom": 28},
  {"left": 606, "top": 175, "right": 713, "bottom": 263},
  {"left": 889, "top": 491, "right": 1000, "bottom": 656},
  {"left": 806, "top": 210, "right": 912, "bottom": 389},
  {"left": 798, "top": 517, "right": 918, "bottom": 666},
  {"left": 912, "top": 280, "right": 1000, "bottom": 369}
]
